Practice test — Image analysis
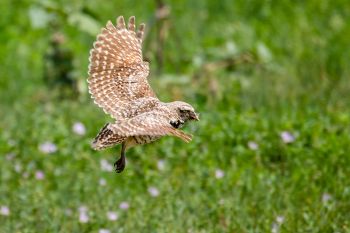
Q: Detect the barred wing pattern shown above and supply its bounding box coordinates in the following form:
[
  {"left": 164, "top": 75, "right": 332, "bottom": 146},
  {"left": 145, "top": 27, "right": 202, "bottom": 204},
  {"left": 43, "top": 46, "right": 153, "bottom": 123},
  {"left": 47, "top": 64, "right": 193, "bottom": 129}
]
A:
[
  {"left": 109, "top": 111, "right": 193, "bottom": 143},
  {"left": 88, "top": 16, "right": 157, "bottom": 119}
]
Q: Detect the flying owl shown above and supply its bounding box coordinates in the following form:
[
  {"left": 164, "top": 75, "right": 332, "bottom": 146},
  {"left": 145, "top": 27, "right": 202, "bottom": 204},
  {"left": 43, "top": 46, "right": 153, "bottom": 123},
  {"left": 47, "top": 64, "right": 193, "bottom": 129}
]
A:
[{"left": 88, "top": 16, "right": 199, "bottom": 173}]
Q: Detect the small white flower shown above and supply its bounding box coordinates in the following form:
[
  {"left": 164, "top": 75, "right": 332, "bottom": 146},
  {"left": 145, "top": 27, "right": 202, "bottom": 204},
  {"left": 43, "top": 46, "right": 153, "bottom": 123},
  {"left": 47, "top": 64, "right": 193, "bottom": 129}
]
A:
[
  {"left": 79, "top": 211, "right": 89, "bottom": 223},
  {"left": 215, "top": 169, "right": 225, "bottom": 179},
  {"left": 72, "top": 122, "right": 86, "bottom": 136},
  {"left": 148, "top": 187, "right": 160, "bottom": 197},
  {"left": 99, "top": 178, "right": 107, "bottom": 186},
  {"left": 100, "top": 159, "right": 113, "bottom": 172},
  {"left": 119, "top": 201, "right": 129, "bottom": 210},
  {"left": 0, "top": 206, "right": 10, "bottom": 216},
  {"left": 248, "top": 141, "right": 259, "bottom": 150},
  {"left": 107, "top": 211, "right": 118, "bottom": 221},
  {"left": 271, "top": 223, "right": 279, "bottom": 233},
  {"left": 280, "top": 131, "right": 295, "bottom": 144},
  {"left": 322, "top": 193, "right": 332, "bottom": 203},
  {"left": 218, "top": 199, "right": 225, "bottom": 205},
  {"left": 35, "top": 170, "right": 45, "bottom": 180},
  {"left": 271, "top": 215, "right": 284, "bottom": 233},
  {"left": 39, "top": 141, "right": 57, "bottom": 154},
  {"left": 276, "top": 215, "right": 284, "bottom": 224},
  {"left": 78, "top": 206, "right": 89, "bottom": 223},
  {"left": 157, "top": 160, "right": 165, "bottom": 171},
  {"left": 99, "top": 229, "right": 111, "bottom": 233}
]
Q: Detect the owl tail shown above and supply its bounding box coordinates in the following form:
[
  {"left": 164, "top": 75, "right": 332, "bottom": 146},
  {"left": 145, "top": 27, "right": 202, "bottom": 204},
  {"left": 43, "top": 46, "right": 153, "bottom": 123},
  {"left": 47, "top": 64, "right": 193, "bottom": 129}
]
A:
[{"left": 91, "top": 123, "right": 127, "bottom": 150}]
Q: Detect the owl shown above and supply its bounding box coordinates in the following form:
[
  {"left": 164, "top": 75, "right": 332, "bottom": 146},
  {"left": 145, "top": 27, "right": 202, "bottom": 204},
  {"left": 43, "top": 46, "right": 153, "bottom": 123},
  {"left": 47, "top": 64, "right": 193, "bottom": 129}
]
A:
[{"left": 88, "top": 16, "right": 199, "bottom": 173}]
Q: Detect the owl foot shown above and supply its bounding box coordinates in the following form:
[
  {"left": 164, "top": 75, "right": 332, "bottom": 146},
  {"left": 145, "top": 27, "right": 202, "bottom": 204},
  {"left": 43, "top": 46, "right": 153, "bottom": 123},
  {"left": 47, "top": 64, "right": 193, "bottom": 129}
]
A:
[
  {"left": 114, "top": 142, "right": 126, "bottom": 173},
  {"left": 170, "top": 119, "right": 184, "bottom": 129},
  {"left": 114, "top": 156, "right": 125, "bottom": 173}
]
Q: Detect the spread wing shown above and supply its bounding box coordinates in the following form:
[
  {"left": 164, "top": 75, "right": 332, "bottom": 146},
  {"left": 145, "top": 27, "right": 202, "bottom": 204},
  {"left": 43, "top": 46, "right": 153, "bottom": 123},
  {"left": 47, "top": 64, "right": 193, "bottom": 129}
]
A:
[
  {"left": 108, "top": 110, "right": 193, "bottom": 143},
  {"left": 88, "top": 16, "right": 157, "bottom": 119}
]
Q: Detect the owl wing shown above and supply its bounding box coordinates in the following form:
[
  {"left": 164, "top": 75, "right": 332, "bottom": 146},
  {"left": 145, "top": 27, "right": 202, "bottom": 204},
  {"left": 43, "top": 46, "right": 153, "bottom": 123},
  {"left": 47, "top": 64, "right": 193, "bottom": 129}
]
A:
[
  {"left": 88, "top": 16, "right": 157, "bottom": 119},
  {"left": 108, "top": 110, "right": 193, "bottom": 143}
]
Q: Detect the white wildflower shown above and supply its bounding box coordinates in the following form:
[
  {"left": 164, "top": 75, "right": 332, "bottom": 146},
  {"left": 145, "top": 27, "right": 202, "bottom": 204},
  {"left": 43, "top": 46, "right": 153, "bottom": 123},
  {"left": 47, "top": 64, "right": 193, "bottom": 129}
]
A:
[
  {"left": 157, "top": 160, "right": 165, "bottom": 170},
  {"left": 0, "top": 206, "right": 10, "bottom": 216},
  {"left": 148, "top": 187, "right": 160, "bottom": 197},
  {"left": 276, "top": 216, "right": 284, "bottom": 224},
  {"left": 72, "top": 122, "right": 86, "bottom": 136},
  {"left": 215, "top": 169, "right": 225, "bottom": 179},
  {"left": 280, "top": 131, "right": 295, "bottom": 143},
  {"left": 99, "top": 229, "right": 111, "bottom": 233},
  {"left": 271, "top": 223, "right": 279, "bottom": 233},
  {"left": 35, "top": 170, "right": 45, "bottom": 180},
  {"left": 107, "top": 211, "right": 118, "bottom": 221},
  {"left": 79, "top": 211, "right": 89, "bottom": 223},
  {"left": 322, "top": 193, "right": 332, "bottom": 203},
  {"left": 271, "top": 215, "right": 284, "bottom": 233},
  {"left": 39, "top": 141, "right": 57, "bottom": 154},
  {"left": 119, "top": 201, "right": 129, "bottom": 210},
  {"left": 99, "top": 178, "right": 107, "bottom": 186},
  {"left": 248, "top": 141, "right": 259, "bottom": 150}
]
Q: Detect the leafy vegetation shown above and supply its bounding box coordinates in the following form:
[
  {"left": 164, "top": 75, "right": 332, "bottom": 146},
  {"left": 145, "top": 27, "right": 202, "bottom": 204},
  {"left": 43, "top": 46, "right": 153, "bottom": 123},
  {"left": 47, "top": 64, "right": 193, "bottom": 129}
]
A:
[{"left": 1, "top": 0, "right": 350, "bottom": 232}]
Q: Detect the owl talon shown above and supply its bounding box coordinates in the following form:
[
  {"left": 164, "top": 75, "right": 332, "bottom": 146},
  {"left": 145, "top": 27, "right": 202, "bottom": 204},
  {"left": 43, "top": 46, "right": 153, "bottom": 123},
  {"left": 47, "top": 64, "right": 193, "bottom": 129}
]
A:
[
  {"left": 114, "top": 142, "right": 126, "bottom": 173},
  {"left": 114, "top": 156, "right": 125, "bottom": 173}
]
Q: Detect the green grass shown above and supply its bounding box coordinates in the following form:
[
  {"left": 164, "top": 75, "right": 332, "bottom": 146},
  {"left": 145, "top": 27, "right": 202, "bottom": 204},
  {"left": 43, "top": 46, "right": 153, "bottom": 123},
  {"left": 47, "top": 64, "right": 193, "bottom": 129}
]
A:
[{"left": 1, "top": 0, "right": 350, "bottom": 232}]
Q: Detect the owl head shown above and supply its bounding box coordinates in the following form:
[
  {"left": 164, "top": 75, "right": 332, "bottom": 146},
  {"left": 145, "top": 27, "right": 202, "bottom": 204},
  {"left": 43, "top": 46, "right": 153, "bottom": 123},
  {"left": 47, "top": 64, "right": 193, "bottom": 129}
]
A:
[{"left": 169, "top": 101, "right": 199, "bottom": 122}]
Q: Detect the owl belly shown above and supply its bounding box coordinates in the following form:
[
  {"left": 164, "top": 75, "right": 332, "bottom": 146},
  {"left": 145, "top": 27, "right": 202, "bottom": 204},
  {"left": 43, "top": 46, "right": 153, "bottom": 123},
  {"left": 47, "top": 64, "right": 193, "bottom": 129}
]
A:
[{"left": 126, "top": 135, "right": 162, "bottom": 148}]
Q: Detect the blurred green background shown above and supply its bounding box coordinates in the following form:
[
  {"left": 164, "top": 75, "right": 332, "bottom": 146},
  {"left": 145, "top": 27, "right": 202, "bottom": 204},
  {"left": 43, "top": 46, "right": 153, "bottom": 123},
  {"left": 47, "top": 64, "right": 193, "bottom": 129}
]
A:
[{"left": 1, "top": 0, "right": 350, "bottom": 232}]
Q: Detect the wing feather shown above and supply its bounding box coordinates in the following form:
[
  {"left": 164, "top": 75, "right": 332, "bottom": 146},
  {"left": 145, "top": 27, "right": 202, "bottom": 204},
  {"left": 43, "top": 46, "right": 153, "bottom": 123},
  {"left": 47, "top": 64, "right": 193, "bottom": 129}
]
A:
[{"left": 88, "top": 16, "right": 157, "bottom": 119}]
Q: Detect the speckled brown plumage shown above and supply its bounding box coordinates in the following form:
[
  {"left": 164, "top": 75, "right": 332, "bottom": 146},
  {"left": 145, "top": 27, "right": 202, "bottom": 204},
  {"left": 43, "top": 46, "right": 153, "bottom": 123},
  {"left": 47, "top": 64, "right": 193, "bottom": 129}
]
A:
[{"left": 88, "top": 16, "right": 199, "bottom": 173}]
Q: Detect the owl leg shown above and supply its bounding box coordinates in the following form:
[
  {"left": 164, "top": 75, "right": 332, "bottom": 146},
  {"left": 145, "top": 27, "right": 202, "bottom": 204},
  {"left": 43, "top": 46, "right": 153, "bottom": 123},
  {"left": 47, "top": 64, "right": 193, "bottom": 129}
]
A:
[{"left": 114, "top": 142, "right": 126, "bottom": 173}]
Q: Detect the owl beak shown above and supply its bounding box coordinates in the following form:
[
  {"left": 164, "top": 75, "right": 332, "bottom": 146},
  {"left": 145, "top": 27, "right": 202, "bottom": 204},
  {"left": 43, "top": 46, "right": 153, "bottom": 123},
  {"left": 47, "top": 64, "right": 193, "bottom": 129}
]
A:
[{"left": 192, "top": 112, "right": 200, "bottom": 121}]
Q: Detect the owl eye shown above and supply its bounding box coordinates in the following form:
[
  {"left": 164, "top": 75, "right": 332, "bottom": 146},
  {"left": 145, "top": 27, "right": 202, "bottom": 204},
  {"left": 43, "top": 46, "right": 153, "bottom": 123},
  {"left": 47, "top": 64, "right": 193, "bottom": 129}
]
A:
[{"left": 179, "top": 109, "right": 186, "bottom": 113}]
